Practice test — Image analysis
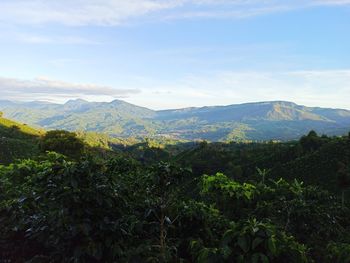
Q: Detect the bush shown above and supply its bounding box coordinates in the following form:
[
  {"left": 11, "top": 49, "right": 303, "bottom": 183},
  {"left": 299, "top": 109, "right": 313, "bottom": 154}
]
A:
[{"left": 40, "top": 130, "right": 85, "bottom": 159}]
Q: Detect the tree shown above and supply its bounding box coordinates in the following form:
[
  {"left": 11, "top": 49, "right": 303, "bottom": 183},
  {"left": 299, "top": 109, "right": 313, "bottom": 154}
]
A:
[
  {"left": 40, "top": 130, "right": 85, "bottom": 159},
  {"left": 144, "top": 163, "right": 191, "bottom": 261},
  {"left": 299, "top": 130, "right": 324, "bottom": 152},
  {"left": 337, "top": 161, "right": 350, "bottom": 208}
]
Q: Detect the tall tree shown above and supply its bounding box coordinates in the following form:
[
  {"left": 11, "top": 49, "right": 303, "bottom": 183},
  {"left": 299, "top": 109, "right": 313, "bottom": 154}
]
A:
[{"left": 337, "top": 161, "right": 350, "bottom": 208}]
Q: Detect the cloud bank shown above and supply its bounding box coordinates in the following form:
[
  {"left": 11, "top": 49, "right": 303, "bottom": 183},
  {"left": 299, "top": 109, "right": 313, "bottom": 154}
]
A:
[
  {"left": 0, "top": 76, "right": 140, "bottom": 102},
  {"left": 1, "top": 70, "right": 350, "bottom": 110}
]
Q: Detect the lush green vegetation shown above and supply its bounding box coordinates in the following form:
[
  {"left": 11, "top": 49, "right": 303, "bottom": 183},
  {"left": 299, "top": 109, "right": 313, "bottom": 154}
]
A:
[
  {"left": 1, "top": 117, "right": 350, "bottom": 262},
  {"left": 0, "top": 114, "right": 44, "bottom": 164},
  {"left": 2, "top": 100, "right": 350, "bottom": 141}
]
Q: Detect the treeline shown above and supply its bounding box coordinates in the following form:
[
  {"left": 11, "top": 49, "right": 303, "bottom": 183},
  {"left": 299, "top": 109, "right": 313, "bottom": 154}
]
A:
[{"left": 174, "top": 131, "right": 350, "bottom": 196}]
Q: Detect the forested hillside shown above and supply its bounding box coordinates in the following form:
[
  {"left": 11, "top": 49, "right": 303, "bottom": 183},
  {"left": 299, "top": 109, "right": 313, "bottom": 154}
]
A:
[
  {"left": 0, "top": 112, "right": 44, "bottom": 163},
  {"left": 1, "top": 117, "right": 350, "bottom": 262},
  {"left": 1, "top": 100, "right": 350, "bottom": 141}
]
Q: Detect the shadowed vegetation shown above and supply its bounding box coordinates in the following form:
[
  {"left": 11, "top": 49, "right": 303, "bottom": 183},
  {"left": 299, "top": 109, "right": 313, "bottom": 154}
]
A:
[{"left": 1, "top": 117, "right": 350, "bottom": 262}]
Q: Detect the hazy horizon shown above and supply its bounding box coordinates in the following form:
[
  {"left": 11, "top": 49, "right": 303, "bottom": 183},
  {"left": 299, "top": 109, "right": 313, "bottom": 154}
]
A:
[
  {"left": 1, "top": 0, "right": 350, "bottom": 110},
  {"left": 2, "top": 97, "right": 350, "bottom": 112}
]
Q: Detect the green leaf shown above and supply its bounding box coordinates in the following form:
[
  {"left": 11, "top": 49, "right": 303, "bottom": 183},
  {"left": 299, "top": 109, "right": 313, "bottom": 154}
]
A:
[
  {"left": 260, "top": 254, "right": 269, "bottom": 263},
  {"left": 222, "top": 246, "right": 232, "bottom": 259},
  {"left": 237, "top": 236, "right": 249, "bottom": 253},
  {"left": 267, "top": 237, "right": 277, "bottom": 255}
]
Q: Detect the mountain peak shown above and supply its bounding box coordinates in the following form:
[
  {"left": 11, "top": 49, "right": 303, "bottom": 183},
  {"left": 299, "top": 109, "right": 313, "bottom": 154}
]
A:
[
  {"left": 255, "top": 101, "right": 298, "bottom": 107},
  {"left": 109, "top": 99, "right": 125, "bottom": 105},
  {"left": 65, "top": 99, "right": 89, "bottom": 105}
]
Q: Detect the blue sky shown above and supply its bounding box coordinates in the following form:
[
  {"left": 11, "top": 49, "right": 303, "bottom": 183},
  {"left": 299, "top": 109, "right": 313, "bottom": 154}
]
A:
[{"left": 0, "top": 0, "right": 349, "bottom": 109}]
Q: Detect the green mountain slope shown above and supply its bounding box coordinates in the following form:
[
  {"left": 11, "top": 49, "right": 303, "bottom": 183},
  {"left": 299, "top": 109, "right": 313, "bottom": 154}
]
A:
[
  {"left": 1, "top": 100, "right": 350, "bottom": 141},
  {"left": 0, "top": 114, "right": 44, "bottom": 164}
]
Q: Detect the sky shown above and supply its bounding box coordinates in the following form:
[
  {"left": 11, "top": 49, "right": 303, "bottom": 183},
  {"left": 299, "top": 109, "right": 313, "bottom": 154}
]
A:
[{"left": 0, "top": 0, "right": 350, "bottom": 110}]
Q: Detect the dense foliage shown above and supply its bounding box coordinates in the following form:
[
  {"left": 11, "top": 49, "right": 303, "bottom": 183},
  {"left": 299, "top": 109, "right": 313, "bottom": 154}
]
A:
[
  {"left": 1, "top": 156, "right": 350, "bottom": 261},
  {"left": 1, "top": 118, "right": 350, "bottom": 262}
]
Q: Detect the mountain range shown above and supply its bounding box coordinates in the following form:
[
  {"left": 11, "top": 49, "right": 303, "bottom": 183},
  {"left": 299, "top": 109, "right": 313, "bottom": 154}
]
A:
[{"left": 1, "top": 99, "right": 350, "bottom": 141}]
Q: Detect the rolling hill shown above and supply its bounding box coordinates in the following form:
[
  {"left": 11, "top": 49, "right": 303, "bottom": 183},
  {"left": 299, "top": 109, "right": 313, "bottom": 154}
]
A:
[{"left": 1, "top": 100, "right": 350, "bottom": 141}]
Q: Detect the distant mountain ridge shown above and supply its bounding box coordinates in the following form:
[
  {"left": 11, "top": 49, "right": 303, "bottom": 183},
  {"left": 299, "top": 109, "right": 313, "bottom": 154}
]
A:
[{"left": 1, "top": 99, "right": 350, "bottom": 141}]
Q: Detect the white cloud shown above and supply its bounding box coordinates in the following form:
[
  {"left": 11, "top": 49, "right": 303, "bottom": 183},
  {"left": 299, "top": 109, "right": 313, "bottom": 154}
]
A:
[
  {"left": 124, "top": 69, "right": 350, "bottom": 110},
  {"left": 1, "top": 70, "right": 350, "bottom": 110},
  {"left": 0, "top": 0, "right": 349, "bottom": 27},
  {"left": 0, "top": 0, "right": 178, "bottom": 26},
  {"left": 0, "top": 76, "right": 140, "bottom": 102}
]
